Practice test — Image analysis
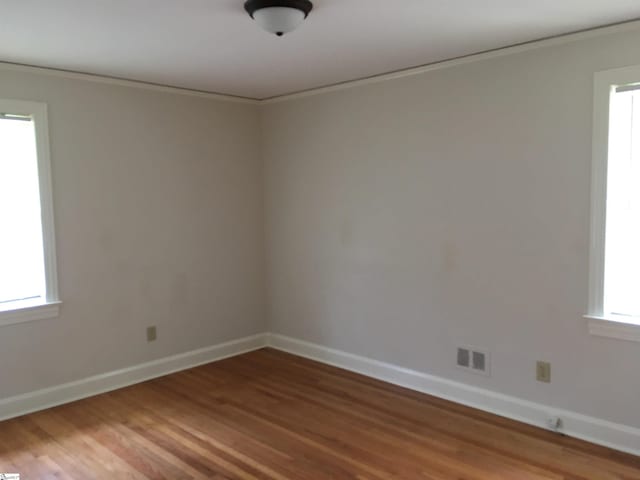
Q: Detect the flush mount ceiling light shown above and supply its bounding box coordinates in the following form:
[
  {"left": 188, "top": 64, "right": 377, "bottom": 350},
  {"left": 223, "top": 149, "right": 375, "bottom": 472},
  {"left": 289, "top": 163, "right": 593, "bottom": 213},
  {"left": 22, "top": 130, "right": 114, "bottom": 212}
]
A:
[{"left": 244, "top": 0, "right": 313, "bottom": 36}]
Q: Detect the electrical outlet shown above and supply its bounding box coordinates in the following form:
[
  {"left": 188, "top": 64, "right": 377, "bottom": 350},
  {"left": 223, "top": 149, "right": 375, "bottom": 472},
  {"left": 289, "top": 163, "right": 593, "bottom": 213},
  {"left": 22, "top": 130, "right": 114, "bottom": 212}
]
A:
[
  {"left": 546, "top": 416, "right": 562, "bottom": 432},
  {"left": 147, "top": 326, "right": 157, "bottom": 342},
  {"left": 536, "top": 361, "right": 551, "bottom": 383}
]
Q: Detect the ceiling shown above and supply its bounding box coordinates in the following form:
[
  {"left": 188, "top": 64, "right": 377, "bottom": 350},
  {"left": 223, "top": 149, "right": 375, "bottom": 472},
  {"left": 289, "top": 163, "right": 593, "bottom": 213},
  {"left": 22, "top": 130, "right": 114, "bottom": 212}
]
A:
[{"left": 1, "top": 1, "right": 640, "bottom": 100}]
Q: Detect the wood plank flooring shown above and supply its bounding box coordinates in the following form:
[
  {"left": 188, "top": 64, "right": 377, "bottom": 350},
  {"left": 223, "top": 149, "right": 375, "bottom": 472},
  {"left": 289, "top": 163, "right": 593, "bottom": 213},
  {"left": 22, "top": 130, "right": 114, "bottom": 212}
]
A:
[{"left": 1, "top": 348, "right": 639, "bottom": 479}]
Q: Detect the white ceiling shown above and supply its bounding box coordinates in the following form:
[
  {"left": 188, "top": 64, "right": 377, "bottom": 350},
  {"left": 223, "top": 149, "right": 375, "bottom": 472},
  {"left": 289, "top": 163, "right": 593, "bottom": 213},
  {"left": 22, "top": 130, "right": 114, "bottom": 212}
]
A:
[{"left": 1, "top": 0, "right": 640, "bottom": 100}]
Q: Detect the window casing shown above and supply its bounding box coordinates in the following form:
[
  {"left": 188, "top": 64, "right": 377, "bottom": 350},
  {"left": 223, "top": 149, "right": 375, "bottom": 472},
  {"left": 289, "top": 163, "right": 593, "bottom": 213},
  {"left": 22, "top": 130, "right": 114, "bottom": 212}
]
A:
[
  {"left": 0, "top": 99, "right": 60, "bottom": 326},
  {"left": 587, "top": 66, "right": 640, "bottom": 341}
]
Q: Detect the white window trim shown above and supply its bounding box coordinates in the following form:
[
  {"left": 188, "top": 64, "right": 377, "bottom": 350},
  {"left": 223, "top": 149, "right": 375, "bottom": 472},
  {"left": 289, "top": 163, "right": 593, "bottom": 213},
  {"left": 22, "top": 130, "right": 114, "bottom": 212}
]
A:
[
  {"left": 587, "top": 65, "right": 640, "bottom": 342},
  {"left": 0, "top": 99, "right": 60, "bottom": 327}
]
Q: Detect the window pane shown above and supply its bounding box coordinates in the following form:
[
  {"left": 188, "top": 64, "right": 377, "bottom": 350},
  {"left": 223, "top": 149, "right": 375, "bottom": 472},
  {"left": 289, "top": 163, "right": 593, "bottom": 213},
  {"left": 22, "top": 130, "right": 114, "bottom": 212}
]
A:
[
  {"left": 0, "top": 117, "right": 46, "bottom": 304},
  {"left": 604, "top": 89, "right": 640, "bottom": 317}
]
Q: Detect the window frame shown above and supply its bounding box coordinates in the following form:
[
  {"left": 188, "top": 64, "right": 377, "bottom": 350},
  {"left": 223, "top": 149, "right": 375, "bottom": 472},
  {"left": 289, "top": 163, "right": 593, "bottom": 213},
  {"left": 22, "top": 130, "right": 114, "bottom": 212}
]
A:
[
  {"left": 587, "top": 65, "right": 640, "bottom": 342},
  {"left": 0, "top": 98, "right": 60, "bottom": 326}
]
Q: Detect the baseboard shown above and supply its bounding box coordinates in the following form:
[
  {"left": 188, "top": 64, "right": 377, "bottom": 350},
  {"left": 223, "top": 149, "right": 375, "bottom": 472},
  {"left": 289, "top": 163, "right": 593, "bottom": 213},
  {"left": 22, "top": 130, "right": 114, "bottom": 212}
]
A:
[
  {"left": 267, "top": 333, "right": 640, "bottom": 457},
  {"left": 0, "top": 333, "right": 267, "bottom": 422},
  {"left": 2, "top": 331, "right": 637, "bottom": 458}
]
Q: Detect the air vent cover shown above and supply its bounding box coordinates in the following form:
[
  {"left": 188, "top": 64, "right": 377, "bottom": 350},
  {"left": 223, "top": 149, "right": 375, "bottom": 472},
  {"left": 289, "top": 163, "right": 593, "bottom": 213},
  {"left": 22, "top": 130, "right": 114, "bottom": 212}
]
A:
[
  {"left": 472, "top": 351, "right": 486, "bottom": 371},
  {"left": 457, "top": 348, "right": 470, "bottom": 368},
  {"left": 456, "top": 346, "right": 490, "bottom": 376}
]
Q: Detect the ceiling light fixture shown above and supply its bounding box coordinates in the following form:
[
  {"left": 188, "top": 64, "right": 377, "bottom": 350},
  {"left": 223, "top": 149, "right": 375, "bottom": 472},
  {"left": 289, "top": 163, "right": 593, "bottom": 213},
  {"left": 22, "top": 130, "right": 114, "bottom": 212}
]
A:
[{"left": 244, "top": 0, "right": 313, "bottom": 37}]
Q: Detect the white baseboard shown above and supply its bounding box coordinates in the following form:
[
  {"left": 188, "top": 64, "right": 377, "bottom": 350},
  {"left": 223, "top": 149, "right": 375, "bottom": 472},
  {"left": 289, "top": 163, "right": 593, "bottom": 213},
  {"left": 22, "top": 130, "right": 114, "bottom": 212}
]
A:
[
  {"left": 0, "top": 333, "right": 267, "bottom": 422},
  {"left": 267, "top": 333, "right": 640, "bottom": 457},
  {"left": 2, "top": 331, "right": 637, "bottom": 458}
]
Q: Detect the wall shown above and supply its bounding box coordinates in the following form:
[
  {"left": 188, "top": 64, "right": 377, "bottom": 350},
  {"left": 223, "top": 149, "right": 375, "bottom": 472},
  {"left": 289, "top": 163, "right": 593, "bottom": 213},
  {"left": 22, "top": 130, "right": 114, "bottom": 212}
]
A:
[
  {"left": 2, "top": 23, "right": 640, "bottom": 439},
  {"left": 0, "top": 69, "right": 265, "bottom": 398},
  {"left": 262, "top": 27, "right": 640, "bottom": 428}
]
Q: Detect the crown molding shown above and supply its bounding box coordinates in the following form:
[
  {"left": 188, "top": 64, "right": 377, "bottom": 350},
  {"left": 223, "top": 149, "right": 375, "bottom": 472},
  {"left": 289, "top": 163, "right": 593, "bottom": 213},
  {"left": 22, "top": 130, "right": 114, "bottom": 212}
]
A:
[
  {"left": 3, "top": 18, "right": 640, "bottom": 106},
  {"left": 0, "top": 61, "right": 260, "bottom": 105},
  {"left": 261, "top": 18, "right": 640, "bottom": 104}
]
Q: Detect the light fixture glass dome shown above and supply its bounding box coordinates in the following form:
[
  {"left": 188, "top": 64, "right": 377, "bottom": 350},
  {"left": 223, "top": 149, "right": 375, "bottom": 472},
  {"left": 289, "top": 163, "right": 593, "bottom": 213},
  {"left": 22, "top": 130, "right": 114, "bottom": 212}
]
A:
[
  {"left": 252, "top": 7, "right": 305, "bottom": 36},
  {"left": 245, "top": 1, "right": 313, "bottom": 36}
]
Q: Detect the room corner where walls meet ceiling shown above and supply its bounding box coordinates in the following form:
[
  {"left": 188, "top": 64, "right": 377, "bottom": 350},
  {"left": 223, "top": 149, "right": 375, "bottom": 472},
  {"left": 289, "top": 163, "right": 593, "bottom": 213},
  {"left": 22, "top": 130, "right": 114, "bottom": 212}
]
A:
[{"left": 1, "top": 0, "right": 640, "bottom": 99}]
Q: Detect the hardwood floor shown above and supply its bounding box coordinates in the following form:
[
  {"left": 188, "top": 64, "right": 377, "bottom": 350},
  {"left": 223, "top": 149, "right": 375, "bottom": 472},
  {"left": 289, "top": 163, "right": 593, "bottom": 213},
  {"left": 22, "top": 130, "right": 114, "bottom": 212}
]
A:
[{"left": 1, "top": 348, "right": 639, "bottom": 479}]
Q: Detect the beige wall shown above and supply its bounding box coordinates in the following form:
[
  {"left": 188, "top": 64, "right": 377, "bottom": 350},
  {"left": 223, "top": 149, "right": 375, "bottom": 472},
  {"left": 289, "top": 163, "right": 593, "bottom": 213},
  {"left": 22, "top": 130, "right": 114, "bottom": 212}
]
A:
[
  {"left": 2, "top": 25, "right": 640, "bottom": 432},
  {"left": 0, "top": 70, "right": 265, "bottom": 398},
  {"left": 262, "top": 28, "right": 640, "bottom": 428}
]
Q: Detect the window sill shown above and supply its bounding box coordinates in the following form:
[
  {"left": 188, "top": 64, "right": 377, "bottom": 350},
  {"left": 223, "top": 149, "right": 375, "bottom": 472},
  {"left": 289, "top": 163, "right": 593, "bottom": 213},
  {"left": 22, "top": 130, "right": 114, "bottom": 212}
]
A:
[
  {"left": 585, "top": 315, "right": 640, "bottom": 342},
  {"left": 0, "top": 300, "right": 61, "bottom": 327}
]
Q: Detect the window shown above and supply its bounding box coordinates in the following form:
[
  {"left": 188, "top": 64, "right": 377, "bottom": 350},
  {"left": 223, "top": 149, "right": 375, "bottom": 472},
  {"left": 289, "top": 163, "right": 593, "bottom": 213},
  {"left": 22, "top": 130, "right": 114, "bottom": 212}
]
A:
[
  {"left": 588, "top": 66, "right": 640, "bottom": 341},
  {"left": 0, "top": 99, "right": 59, "bottom": 326}
]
